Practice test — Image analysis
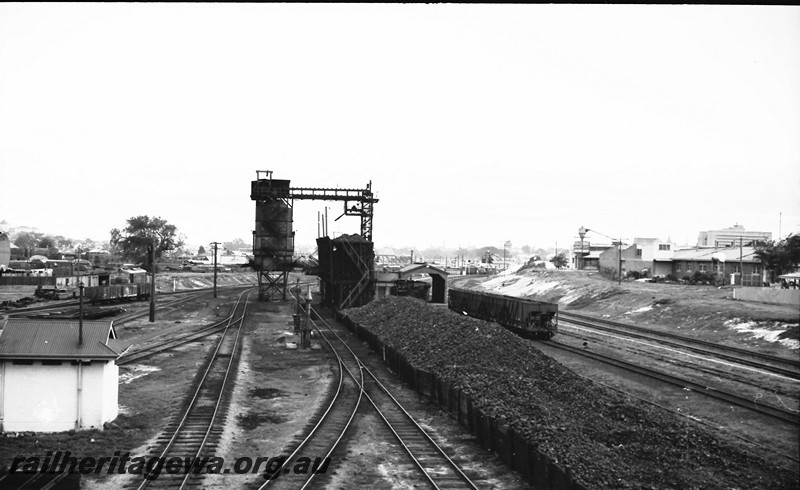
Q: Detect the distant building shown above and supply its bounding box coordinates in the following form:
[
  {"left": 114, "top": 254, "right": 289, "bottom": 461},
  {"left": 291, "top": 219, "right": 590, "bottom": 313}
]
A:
[
  {"left": 698, "top": 224, "right": 771, "bottom": 248},
  {"left": 626, "top": 238, "right": 677, "bottom": 277},
  {"left": 0, "top": 320, "right": 122, "bottom": 432},
  {"left": 573, "top": 241, "right": 614, "bottom": 270},
  {"left": 672, "top": 245, "right": 764, "bottom": 286},
  {"left": 375, "top": 248, "right": 403, "bottom": 271}
]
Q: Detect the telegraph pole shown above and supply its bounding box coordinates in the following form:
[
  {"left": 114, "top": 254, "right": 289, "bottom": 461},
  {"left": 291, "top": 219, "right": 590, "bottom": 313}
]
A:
[
  {"left": 211, "top": 241, "right": 221, "bottom": 298},
  {"left": 77, "top": 247, "right": 83, "bottom": 345},
  {"left": 149, "top": 239, "right": 156, "bottom": 322}
]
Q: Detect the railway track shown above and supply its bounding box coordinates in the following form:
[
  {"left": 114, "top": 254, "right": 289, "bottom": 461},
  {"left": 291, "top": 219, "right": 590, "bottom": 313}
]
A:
[
  {"left": 559, "top": 311, "right": 800, "bottom": 379},
  {"left": 259, "top": 299, "right": 479, "bottom": 490},
  {"left": 117, "top": 319, "right": 233, "bottom": 366},
  {"left": 0, "top": 472, "right": 77, "bottom": 490},
  {"left": 557, "top": 312, "right": 800, "bottom": 413},
  {"left": 545, "top": 337, "right": 799, "bottom": 426},
  {"left": 2, "top": 285, "right": 251, "bottom": 320},
  {"left": 125, "top": 289, "right": 253, "bottom": 489},
  {"left": 256, "top": 301, "right": 364, "bottom": 489}
]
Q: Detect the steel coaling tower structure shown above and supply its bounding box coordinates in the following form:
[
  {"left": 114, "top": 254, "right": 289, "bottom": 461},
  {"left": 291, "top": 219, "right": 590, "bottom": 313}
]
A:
[{"left": 250, "top": 170, "right": 378, "bottom": 304}]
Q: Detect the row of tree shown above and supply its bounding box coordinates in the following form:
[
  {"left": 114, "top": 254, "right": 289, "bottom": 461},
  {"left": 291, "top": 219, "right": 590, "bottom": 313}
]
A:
[
  {"left": 12, "top": 232, "right": 101, "bottom": 256},
  {"left": 10, "top": 216, "right": 253, "bottom": 269}
]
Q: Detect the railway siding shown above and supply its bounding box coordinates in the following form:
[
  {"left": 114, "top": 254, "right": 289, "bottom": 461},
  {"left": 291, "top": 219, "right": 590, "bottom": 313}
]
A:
[{"left": 341, "top": 295, "right": 799, "bottom": 490}]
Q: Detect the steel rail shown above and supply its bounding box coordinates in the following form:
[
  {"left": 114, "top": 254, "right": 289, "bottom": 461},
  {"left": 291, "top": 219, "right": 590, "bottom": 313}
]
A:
[
  {"left": 134, "top": 288, "right": 253, "bottom": 489},
  {"left": 176, "top": 291, "right": 252, "bottom": 490},
  {"left": 308, "top": 306, "right": 480, "bottom": 490},
  {"left": 257, "top": 292, "right": 364, "bottom": 490},
  {"left": 559, "top": 311, "right": 800, "bottom": 377},
  {"left": 556, "top": 329, "right": 800, "bottom": 403},
  {"left": 546, "top": 339, "right": 799, "bottom": 426},
  {"left": 117, "top": 321, "right": 235, "bottom": 365}
]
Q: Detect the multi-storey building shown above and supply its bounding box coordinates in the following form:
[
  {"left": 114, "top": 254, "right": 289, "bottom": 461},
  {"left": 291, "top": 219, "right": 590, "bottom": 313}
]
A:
[{"left": 697, "top": 224, "right": 771, "bottom": 248}]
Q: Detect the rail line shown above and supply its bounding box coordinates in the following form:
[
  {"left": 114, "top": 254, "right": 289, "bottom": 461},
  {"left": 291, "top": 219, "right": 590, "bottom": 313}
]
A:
[
  {"left": 257, "top": 296, "right": 364, "bottom": 490},
  {"left": 0, "top": 471, "right": 75, "bottom": 490},
  {"left": 545, "top": 338, "right": 799, "bottom": 426},
  {"left": 289, "top": 301, "right": 479, "bottom": 490},
  {"left": 2, "top": 285, "right": 251, "bottom": 320},
  {"left": 559, "top": 311, "right": 800, "bottom": 379},
  {"left": 127, "top": 288, "right": 253, "bottom": 489}
]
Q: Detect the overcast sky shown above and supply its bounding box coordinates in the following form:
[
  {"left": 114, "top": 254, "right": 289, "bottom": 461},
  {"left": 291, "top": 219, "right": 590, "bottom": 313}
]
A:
[{"left": 1, "top": 4, "right": 798, "bottom": 253}]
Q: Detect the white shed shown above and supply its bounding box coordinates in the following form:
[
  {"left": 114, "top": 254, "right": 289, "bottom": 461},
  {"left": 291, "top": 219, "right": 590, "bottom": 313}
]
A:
[{"left": 0, "top": 319, "right": 122, "bottom": 432}]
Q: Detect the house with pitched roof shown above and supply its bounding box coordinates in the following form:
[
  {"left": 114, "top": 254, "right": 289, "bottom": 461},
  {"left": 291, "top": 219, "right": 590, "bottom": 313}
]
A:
[{"left": 0, "top": 319, "right": 122, "bottom": 432}]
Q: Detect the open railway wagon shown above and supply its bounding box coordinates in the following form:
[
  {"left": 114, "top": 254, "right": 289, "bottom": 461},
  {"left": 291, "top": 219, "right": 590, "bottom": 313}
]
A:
[{"left": 448, "top": 287, "right": 558, "bottom": 339}]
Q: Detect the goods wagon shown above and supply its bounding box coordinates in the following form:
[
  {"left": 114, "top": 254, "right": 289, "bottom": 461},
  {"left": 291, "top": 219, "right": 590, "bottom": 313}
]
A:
[
  {"left": 448, "top": 287, "right": 558, "bottom": 339},
  {"left": 84, "top": 282, "right": 150, "bottom": 304}
]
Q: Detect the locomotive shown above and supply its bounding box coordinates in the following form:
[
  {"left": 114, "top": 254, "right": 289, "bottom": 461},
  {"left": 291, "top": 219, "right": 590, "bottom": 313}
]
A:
[{"left": 448, "top": 287, "right": 558, "bottom": 339}]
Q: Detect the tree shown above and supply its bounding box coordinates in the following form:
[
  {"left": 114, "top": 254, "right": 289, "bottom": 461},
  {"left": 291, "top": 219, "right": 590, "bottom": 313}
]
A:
[
  {"left": 755, "top": 234, "right": 800, "bottom": 281},
  {"left": 550, "top": 252, "right": 569, "bottom": 269},
  {"left": 198, "top": 245, "right": 206, "bottom": 255},
  {"left": 13, "top": 231, "right": 41, "bottom": 251},
  {"left": 110, "top": 216, "right": 182, "bottom": 271},
  {"left": 38, "top": 236, "right": 57, "bottom": 250},
  {"left": 55, "top": 236, "right": 74, "bottom": 250},
  {"left": 37, "top": 236, "right": 59, "bottom": 258}
]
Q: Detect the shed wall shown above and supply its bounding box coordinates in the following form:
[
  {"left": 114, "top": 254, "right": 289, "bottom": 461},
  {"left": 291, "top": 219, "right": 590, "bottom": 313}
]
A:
[{"left": 1, "top": 361, "right": 117, "bottom": 432}]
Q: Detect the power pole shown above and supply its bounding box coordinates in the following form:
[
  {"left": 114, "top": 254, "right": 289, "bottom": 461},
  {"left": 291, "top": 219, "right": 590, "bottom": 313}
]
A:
[
  {"left": 211, "top": 241, "right": 221, "bottom": 298},
  {"left": 149, "top": 239, "right": 156, "bottom": 322}
]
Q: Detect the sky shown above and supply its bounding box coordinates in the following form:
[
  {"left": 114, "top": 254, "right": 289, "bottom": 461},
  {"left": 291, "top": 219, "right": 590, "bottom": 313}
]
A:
[{"left": 1, "top": 4, "right": 798, "bottom": 254}]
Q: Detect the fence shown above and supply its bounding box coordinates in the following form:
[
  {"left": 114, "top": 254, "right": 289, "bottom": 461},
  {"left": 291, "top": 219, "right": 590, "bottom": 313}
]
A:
[{"left": 733, "top": 288, "right": 800, "bottom": 307}]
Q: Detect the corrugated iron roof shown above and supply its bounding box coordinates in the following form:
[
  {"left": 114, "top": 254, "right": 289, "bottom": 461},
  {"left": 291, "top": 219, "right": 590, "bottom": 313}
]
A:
[
  {"left": 671, "top": 246, "right": 759, "bottom": 263},
  {"left": 0, "top": 319, "right": 120, "bottom": 360}
]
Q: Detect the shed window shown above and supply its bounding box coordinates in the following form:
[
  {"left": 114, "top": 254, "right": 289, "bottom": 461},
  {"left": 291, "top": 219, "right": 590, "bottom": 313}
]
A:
[
  {"left": 11, "top": 360, "right": 34, "bottom": 365},
  {"left": 659, "top": 244, "right": 671, "bottom": 251},
  {"left": 42, "top": 360, "right": 63, "bottom": 365}
]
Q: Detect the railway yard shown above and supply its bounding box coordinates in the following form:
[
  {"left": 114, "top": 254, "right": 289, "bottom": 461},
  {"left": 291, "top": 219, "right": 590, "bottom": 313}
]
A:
[{"left": 0, "top": 268, "right": 798, "bottom": 489}]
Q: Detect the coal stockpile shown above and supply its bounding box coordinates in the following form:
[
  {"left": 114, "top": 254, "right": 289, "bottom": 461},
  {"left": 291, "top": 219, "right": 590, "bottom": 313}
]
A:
[{"left": 342, "top": 296, "right": 798, "bottom": 490}]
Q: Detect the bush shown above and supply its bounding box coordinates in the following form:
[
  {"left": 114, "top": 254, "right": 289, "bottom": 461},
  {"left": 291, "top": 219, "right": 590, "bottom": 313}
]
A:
[
  {"left": 626, "top": 270, "right": 642, "bottom": 280},
  {"left": 688, "top": 271, "right": 718, "bottom": 285}
]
